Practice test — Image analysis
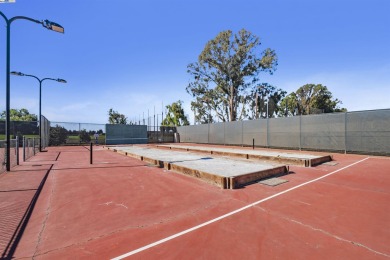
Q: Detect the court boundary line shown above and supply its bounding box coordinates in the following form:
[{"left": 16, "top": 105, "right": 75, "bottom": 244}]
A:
[{"left": 111, "top": 157, "right": 370, "bottom": 260}]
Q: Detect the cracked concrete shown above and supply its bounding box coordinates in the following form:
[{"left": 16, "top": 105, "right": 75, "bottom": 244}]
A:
[
  {"left": 33, "top": 165, "right": 55, "bottom": 259},
  {"left": 100, "top": 201, "right": 128, "bottom": 209}
]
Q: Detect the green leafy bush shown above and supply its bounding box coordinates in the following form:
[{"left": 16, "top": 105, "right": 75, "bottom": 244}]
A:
[
  {"left": 79, "top": 129, "right": 91, "bottom": 143},
  {"left": 49, "top": 125, "right": 69, "bottom": 146}
]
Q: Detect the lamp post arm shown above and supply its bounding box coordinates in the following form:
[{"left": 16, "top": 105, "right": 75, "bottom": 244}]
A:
[
  {"left": 0, "top": 11, "right": 8, "bottom": 23},
  {"left": 20, "top": 74, "right": 41, "bottom": 82},
  {"left": 9, "top": 16, "right": 41, "bottom": 25},
  {"left": 41, "top": 77, "right": 60, "bottom": 83}
]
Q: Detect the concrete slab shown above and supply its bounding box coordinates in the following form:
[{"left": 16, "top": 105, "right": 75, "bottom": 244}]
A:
[
  {"left": 157, "top": 144, "right": 332, "bottom": 167},
  {"left": 106, "top": 146, "right": 288, "bottom": 189}
]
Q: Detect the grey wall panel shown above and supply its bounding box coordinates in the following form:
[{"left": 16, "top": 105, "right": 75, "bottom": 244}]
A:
[
  {"left": 346, "top": 109, "right": 390, "bottom": 154},
  {"left": 225, "top": 121, "right": 243, "bottom": 145},
  {"left": 179, "top": 124, "right": 209, "bottom": 143},
  {"left": 301, "top": 113, "right": 345, "bottom": 151},
  {"left": 177, "top": 109, "right": 389, "bottom": 155},
  {"left": 268, "top": 117, "right": 300, "bottom": 148},
  {"left": 209, "top": 122, "right": 225, "bottom": 144},
  {"left": 106, "top": 125, "right": 147, "bottom": 145},
  {"left": 177, "top": 125, "right": 188, "bottom": 142},
  {"left": 243, "top": 119, "right": 267, "bottom": 146}
]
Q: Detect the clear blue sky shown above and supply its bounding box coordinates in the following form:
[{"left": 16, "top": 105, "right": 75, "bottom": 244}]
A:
[{"left": 1, "top": 0, "right": 389, "bottom": 124}]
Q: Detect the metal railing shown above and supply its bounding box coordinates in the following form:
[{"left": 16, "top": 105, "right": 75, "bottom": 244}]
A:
[
  {"left": 23, "top": 137, "right": 39, "bottom": 162},
  {"left": 0, "top": 137, "right": 41, "bottom": 173},
  {"left": 1, "top": 138, "right": 18, "bottom": 173}
]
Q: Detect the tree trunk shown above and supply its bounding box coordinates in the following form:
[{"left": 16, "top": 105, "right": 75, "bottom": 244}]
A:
[{"left": 229, "top": 85, "right": 235, "bottom": 121}]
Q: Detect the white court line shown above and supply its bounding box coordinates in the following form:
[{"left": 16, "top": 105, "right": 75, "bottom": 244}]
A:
[{"left": 111, "top": 157, "right": 370, "bottom": 260}]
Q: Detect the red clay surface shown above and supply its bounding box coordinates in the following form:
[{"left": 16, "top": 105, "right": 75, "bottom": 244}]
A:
[{"left": 1, "top": 144, "right": 389, "bottom": 259}]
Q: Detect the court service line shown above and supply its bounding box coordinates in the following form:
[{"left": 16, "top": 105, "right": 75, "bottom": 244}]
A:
[{"left": 111, "top": 157, "right": 370, "bottom": 260}]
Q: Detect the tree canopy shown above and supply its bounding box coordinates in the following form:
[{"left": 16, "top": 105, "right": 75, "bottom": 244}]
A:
[
  {"left": 186, "top": 29, "right": 278, "bottom": 122},
  {"left": 162, "top": 100, "right": 189, "bottom": 126},
  {"left": 280, "top": 84, "right": 347, "bottom": 116},
  {"left": 108, "top": 108, "right": 127, "bottom": 124},
  {"left": 0, "top": 108, "right": 38, "bottom": 121},
  {"left": 250, "top": 83, "right": 286, "bottom": 119}
]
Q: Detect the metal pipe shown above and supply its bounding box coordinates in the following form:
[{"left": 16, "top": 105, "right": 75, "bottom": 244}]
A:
[
  {"left": 23, "top": 136, "right": 26, "bottom": 162},
  {"left": 16, "top": 135, "right": 19, "bottom": 165},
  {"left": 5, "top": 15, "right": 11, "bottom": 171},
  {"left": 90, "top": 142, "right": 93, "bottom": 164}
]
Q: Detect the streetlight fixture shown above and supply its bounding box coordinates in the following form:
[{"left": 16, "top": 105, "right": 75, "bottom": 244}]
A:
[
  {"left": 42, "top": 20, "right": 65, "bottom": 33},
  {"left": 0, "top": 11, "right": 64, "bottom": 171},
  {"left": 10, "top": 71, "right": 66, "bottom": 152}
]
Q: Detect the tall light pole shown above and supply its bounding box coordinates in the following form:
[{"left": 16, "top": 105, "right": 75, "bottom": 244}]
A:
[
  {"left": 0, "top": 11, "right": 64, "bottom": 171},
  {"left": 10, "top": 72, "right": 66, "bottom": 152}
]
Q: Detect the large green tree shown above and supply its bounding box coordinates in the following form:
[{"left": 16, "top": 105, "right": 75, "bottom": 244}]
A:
[
  {"left": 0, "top": 108, "right": 38, "bottom": 121},
  {"left": 280, "top": 84, "right": 347, "bottom": 116},
  {"left": 186, "top": 29, "right": 278, "bottom": 122},
  {"left": 250, "top": 83, "right": 286, "bottom": 119},
  {"left": 108, "top": 108, "right": 127, "bottom": 124},
  {"left": 162, "top": 100, "right": 189, "bottom": 126}
]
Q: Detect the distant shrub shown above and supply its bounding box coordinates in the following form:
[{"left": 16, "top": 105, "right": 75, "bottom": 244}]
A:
[
  {"left": 49, "top": 125, "right": 69, "bottom": 146},
  {"left": 79, "top": 129, "right": 91, "bottom": 143}
]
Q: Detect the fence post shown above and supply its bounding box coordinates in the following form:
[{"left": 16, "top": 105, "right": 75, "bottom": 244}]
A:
[
  {"left": 266, "top": 118, "right": 269, "bottom": 148},
  {"left": 33, "top": 138, "right": 36, "bottom": 155},
  {"left": 23, "top": 136, "right": 26, "bottom": 162},
  {"left": 16, "top": 136, "right": 19, "bottom": 165},
  {"left": 344, "top": 112, "right": 347, "bottom": 154},
  {"left": 208, "top": 123, "right": 210, "bottom": 144},
  {"left": 299, "top": 115, "right": 302, "bottom": 151},
  {"left": 241, "top": 121, "right": 244, "bottom": 147},
  {"left": 90, "top": 142, "right": 93, "bottom": 164},
  {"left": 223, "top": 122, "right": 226, "bottom": 145}
]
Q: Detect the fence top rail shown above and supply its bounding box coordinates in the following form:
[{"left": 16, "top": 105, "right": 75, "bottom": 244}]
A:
[{"left": 51, "top": 121, "right": 106, "bottom": 125}]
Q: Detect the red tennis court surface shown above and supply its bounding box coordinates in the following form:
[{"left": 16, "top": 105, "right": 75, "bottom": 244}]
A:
[{"left": 1, "top": 144, "right": 389, "bottom": 259}]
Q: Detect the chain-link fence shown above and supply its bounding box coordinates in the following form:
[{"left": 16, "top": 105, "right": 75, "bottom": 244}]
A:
[
  {"left": 48, "top": 122, "right": 175, "bottom": 146},
  {"left": 23, "top": 137, "right": 39, "bottom": 162},
  {"left": 1, "top": 120, "right": 39, "bottom": 173},
  {"left": 178, "top": 109, "right": 390, "bottom": 155},
  {"left": 0, "top": 137, "right": 40, "bottom": 173},
  {"left": 0, "top": 120, "right": 39, "bottom": 138},
  {"left": 148, "top": 126, "right": 176, "bottom": 143},
  {"left": 0, "top": 139, "right": 19, "bottom": 174},
  {"left": 49, "top": 122, "right": 106, "bottom": 146}
]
